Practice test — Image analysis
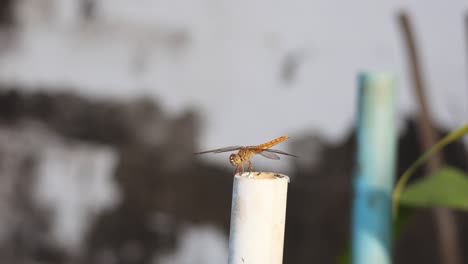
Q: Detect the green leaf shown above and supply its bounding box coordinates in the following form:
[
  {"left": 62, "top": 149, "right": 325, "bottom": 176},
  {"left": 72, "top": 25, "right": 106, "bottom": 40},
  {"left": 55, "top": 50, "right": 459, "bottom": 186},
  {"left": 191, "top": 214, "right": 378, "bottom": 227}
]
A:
[
  {"left": 392, "top": 125, "right": 468, "bottom": 219},
  {"left": 399, "top": 167, "right": 468, "bottom": 210}
]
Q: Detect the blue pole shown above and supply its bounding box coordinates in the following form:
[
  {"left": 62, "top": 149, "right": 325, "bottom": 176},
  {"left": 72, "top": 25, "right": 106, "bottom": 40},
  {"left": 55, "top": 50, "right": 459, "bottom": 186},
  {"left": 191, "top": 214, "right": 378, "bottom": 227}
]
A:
[{"left": 352, "top": 72, "right": 396, "bottom": 264}]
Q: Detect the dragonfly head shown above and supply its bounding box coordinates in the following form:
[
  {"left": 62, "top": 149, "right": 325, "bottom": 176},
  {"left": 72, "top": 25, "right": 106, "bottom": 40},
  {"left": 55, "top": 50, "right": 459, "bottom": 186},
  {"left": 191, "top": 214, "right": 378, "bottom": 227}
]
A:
[{"left": 229, "top": 153, "right": 242, "bottom": 166}]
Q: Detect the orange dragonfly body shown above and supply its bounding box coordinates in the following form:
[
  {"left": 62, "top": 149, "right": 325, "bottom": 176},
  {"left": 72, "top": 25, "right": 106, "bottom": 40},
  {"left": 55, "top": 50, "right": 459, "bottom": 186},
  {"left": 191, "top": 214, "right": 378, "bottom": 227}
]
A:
[{"left": 194, "top": 136, "right": 296, "bottom": 174}]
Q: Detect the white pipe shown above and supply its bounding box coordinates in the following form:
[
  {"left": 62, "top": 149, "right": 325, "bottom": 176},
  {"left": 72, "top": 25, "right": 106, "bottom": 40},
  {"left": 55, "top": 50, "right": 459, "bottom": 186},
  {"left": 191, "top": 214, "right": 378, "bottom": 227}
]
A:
[{"left": 228, "top": 172, "right": 290, "bottom": 264}]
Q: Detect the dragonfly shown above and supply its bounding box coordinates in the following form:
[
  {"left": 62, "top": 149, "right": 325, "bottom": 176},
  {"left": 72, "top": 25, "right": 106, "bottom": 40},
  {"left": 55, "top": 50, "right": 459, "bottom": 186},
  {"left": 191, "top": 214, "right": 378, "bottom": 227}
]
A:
[{"left": 193, "top": 136, "right": 297, "bottom": 175}]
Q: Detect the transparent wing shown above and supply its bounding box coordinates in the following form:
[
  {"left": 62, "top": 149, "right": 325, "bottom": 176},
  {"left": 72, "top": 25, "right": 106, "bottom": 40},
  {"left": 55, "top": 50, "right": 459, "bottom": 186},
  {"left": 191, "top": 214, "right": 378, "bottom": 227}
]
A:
[
  {"left": 193, "top": 146, "right": 243, "bottom": 155},
  {"left": 259, "top": 151, "right": 280, "bottom": 160},
  {"left": 263, "top": 148, "right": 297, "bottom": 157}
]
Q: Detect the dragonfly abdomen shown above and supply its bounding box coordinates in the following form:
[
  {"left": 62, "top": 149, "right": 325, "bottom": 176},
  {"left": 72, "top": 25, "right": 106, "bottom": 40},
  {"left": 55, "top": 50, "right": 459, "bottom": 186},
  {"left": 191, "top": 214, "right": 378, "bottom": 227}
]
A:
[{"left": 256, "top": 136, "right": 289, "bottom": 150}]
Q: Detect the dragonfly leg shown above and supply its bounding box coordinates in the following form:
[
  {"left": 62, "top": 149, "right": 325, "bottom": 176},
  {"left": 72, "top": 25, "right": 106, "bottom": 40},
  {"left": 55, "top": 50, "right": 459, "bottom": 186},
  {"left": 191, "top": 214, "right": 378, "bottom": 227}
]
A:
[
  {"left": 237, "top": 163, "right": 244, "bottom": 176},
  {"left": 246, "top": 161, "right": 253, "bottom": 177}
]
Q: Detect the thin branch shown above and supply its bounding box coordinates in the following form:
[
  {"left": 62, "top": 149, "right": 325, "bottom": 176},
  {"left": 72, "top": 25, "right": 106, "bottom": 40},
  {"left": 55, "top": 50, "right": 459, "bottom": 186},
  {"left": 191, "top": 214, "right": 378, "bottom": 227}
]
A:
[{"left": 398, "top": 11, "right": 462, "bottom": 264}]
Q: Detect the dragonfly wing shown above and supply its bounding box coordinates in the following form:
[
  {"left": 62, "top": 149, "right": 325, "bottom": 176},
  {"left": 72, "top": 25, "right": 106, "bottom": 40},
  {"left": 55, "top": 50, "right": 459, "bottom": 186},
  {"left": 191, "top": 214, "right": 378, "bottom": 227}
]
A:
[
  {"left": 259, "top": 151, "right": 280, "bottom": 160},
  {"left": 263, "top": 148, "right": 297, "bottom": 157},
  {"left": 193, "top": 146, "right": 243, "bottom": 155}
]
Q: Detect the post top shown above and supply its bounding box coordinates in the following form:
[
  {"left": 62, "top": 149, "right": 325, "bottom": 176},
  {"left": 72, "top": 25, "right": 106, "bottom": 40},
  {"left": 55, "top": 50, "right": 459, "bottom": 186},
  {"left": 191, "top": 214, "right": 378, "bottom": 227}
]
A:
[{"left": 235, "top": 172, "right": 290, "bottom": 182}]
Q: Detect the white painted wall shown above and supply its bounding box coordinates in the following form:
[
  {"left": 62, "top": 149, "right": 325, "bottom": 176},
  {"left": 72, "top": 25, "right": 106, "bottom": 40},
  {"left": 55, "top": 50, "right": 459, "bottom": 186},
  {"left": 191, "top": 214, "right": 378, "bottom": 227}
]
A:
[{"left": 0, "top": 0, "right": 467, "bottom": 171}]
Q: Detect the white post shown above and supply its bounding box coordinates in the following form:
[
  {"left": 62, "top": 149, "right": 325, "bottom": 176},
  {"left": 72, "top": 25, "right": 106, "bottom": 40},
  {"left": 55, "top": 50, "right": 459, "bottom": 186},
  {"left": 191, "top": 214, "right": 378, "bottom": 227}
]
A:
[{"left": 228, "top": 172, "right": 289, "bottom": 264}]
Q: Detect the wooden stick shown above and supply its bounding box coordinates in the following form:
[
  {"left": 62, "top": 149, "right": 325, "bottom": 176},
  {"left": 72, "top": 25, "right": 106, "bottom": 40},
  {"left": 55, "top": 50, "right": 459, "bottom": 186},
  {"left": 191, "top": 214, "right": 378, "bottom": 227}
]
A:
[{"left": 398, "top": 11, "right": 462, "bottom": 264}]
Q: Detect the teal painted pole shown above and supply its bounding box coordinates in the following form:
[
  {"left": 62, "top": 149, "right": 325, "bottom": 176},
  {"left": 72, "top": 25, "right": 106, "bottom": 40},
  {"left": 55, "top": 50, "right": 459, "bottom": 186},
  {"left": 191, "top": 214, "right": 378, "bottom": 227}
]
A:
[{"left": 351, "top": 73, "right": 396, "bottom": 264}]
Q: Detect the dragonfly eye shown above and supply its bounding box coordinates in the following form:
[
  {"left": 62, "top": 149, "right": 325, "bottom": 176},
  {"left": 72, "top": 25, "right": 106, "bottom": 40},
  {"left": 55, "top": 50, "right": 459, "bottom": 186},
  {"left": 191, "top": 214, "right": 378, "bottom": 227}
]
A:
[{"left": 229, "top": 154, "right": 239, "bottom": 166}]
